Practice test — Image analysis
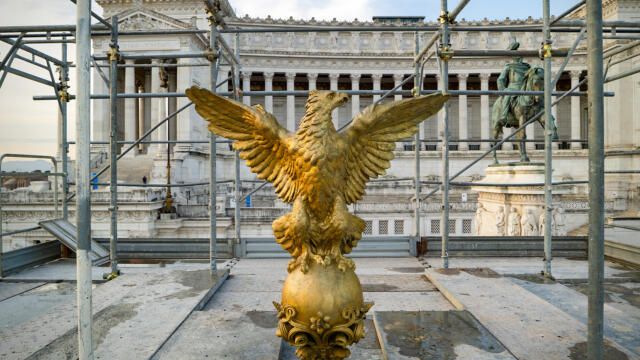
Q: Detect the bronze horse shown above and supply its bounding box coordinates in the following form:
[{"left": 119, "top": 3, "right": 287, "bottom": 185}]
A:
[{"left": 491, "top": 67, "right": 558, "bottom": 163}]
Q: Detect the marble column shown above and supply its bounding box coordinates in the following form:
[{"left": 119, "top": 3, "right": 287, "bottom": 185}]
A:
[
  {"left": 329, "top": 73, "right": 340, "bottom": 129},
  {"left": 307, "top": 72, "right": 318, "bottom": 91},
  {"left": 124, "top": 60, "right": 137, "bottom": 156},
  {"left": 372, "top": 73, "right": 382, "bottom": 103},
  {"left": 149, "top": 60, "right": 161, "bottom": 153},
  {"left": 551, "top": 79, "right": 559, "bottom": 150},
  {"left": 436, "top": 74, "right": 444, "bottom": 150},
  {"left": 570, "top": 71, "right": 582, "bottom": 149},
  {"left": 242, "top": 71, "right": 252, "bottom": 106},
  {"left": 457, "top": 73, "right": 469, "bottom": 151},
  {"left": 350, "top": 73, "right": 361, "bottom": 118},
  {"left": 393, "top": 74, "right": 405, "bottom": 150},
  {"left": 393, "top": 73, "right": 403, "bottom": 101},
  {"left": 480, "top": 73, "right": 491, "bottom": 150},
  {"left": 175, "top": 58, "right": 193, "bottom": 153},
  {"left": 91, "top": 62, "right": 108, "bottom": 152},
  {"left": 156, "top": 65, "right": 168, "bottom": 156},
  {"left": 418, "top": 74, "right": 425, "bottom": 141},
  {"left": 286, "top": 72, "right": 296, "bottom": 131},
  {"left": 137, "top": 82, "right": 145, "bottom": 153},
  {"left": 264, "top": 72, "right": 274, "bottom": 113},
  {"left": 168, "top": 70, "right": 177, "bottom": 150}
]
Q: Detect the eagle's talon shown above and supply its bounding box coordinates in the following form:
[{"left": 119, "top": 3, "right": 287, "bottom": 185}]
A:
[
  {"left": 335, "top": 255, "right": 355, "bottom": 272},
  {"left": 287, "top": 259, "right": 298, "bottom": 273},
  {"left": 312, "top": 254, "right": 327, "bottom": 267}
]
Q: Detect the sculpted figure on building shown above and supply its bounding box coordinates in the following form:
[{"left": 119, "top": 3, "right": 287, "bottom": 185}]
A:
[
  {"left": 521, "top": 208, "right": 538, "bottom": 236},
  {"left": 507, "top": 207, "right": 521, "bottom": 236},
  {"left": 495, "top": 206, "right": 506, "bottom": 235},
  {"left": 474, "top": 203, "right": 486, "bottom": 235}
]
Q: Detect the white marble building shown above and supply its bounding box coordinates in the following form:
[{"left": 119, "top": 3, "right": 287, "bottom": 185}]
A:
[{"left": 2, "top": 0, "right": 639, "bottom": 254}]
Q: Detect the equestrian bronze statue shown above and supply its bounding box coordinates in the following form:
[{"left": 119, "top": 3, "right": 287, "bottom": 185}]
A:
[{"left": 491, "top": 40, "right": 558, "bottom": 163}]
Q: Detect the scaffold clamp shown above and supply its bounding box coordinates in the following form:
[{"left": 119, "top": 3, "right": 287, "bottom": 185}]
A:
[
  {"left": 58, "top": 81, "right": 70, "bottom": 103},
  {"left": 107, "top": 45, "right": 120, "bottom": 62},
  {"left": 539, "top": 42, "right": 553, "bottom": 60},
  {"left": 204, "top": 48, "right": 218, "bottom": 62},
  {"left": 438, "top": 45, "right": 454, "bottom": 61},
  {"left": 438, "top": 11, "right": 452, "bottom": 24}
]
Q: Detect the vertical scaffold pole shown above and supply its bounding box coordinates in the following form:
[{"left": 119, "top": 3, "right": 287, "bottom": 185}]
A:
[
  {"left": 413, "top": 32, "right": 421, "bottom": 257},
  {"left": 440, "top": 0, "right": 451, "bottom": 269},
  {"left": 542, "top": 0, "right": 554, "bottom": 278},
  {"left": 75, "top": 0, "right": 93, "bottom": 358},
  {"left": 207, "top": 5, "right": 220, "bottom": 273},
  {"left": 108, "top": 16, "right": 119, "bottom": 277},
  {"left": 61, "top": 38, "right": 69, "bottom": 220},
  {"left": 587, "top": 0, "right": 605, "bottom": 358},
  {"left": 233, "top": 33, "right": 242, "bottom": 257}
]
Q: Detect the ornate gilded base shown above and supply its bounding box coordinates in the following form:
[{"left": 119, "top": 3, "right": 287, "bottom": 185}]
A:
[{"left": 274, "top": 261, "right": 373, "bottom": 360}]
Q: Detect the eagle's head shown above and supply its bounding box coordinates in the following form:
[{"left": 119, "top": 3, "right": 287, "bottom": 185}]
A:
[
  {"left": 305, "top": 90, "right": 349, "bottom": 118},
  {"left": 326, "top": 91, "right": 350, "bottom": 109}
]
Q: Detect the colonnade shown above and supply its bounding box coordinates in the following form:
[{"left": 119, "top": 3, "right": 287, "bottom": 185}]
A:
[{"left": 93, "top": 67, "right": 584, "bottom": 154}]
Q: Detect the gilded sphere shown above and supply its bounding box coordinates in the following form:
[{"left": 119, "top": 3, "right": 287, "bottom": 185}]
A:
[{"left": 281, "top": 261, "right": 365, "bottom": 329}]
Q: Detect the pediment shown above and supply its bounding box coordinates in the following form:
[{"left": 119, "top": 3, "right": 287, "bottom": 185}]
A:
[{"left": 113, "top": 8, "right": 192, "bottom": 32}]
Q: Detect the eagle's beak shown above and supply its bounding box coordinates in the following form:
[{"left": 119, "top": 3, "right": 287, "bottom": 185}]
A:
[{"left": 336, "top": 93, "right": 349, "bottom": 106}]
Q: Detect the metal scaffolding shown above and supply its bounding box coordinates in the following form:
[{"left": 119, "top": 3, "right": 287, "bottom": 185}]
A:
[{"left": 0, "top": 0, "right": 638, "bottom": 358}]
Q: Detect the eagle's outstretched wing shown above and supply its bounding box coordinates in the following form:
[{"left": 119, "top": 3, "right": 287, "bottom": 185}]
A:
[
  {"left": 340, "top": 93, "right": 449, "bottom": 204},
  {"left": 186, "top": 86, "right": 302, "bottom": 203}
]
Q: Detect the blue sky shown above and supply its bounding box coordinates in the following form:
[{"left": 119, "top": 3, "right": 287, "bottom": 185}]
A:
[
  {"left": 0, "top": 0, "right": 583, "bottom": 157},
  {"left": 231, "top": 0, "right": 582, "bottom": 22}
]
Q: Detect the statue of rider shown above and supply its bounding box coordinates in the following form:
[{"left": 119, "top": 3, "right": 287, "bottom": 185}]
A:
[{"left": 495, "top": 39, "right": 531, "bottom": 127}]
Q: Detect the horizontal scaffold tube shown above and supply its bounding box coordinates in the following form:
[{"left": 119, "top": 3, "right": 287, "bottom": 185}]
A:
[
  {"left": 451, "top": 49, "right": 568, "bottom": 57},
  {"left": 418, "top": 138, "right": 586, "bottom": 142},
  {"left": 32, "top": 89, "right": 611, "bottom": 101},
  {"left": 69, "top": 182, "right": 211, "bottom": 187},
  {"left": 66, "top": 140, "right": 232, "bottom": 144},
  {"left": 0, "top": 226, "right": 42, "bottom": 238},
  {"left": 218, "top": 25, "right": 640, "bottom": 34}
]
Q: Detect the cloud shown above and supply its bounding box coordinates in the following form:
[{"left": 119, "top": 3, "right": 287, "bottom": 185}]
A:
[{"left": 230, "top": 0, "right": 376, "bottom": 21}]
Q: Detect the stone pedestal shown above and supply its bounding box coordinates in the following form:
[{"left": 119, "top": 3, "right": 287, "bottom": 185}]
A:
[{"left": 472, "top": 163, "right": 570, "bottom": 236}]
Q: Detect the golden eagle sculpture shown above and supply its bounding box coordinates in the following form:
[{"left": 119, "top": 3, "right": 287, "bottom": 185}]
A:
[{"left": 186, "top": 86, "right": 448, "bottom": 360}]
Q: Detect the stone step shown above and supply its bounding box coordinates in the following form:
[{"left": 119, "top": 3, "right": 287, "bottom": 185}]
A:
[
  {"left": 605, "top": 239, "right": 640, "bottom": 268},
  {"left": 245, "top": 237, "right": 413, "bottom": 258},
  {"left": 96, "top": 238, "right": 234, "bottom": 259},
  {"left": 423, "top": 236, "right": 587, "bottom": 258}
]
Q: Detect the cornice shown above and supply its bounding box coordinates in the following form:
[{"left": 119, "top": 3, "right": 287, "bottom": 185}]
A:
[{"left": 227, "top": 15, "right": 545, "bottom": 28}]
